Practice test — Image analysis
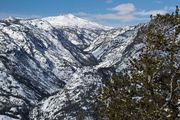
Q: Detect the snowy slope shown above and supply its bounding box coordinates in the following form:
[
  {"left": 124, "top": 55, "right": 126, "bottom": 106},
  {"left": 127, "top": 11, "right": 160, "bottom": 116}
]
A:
[
  {"left": 85, "top": 26, "right": 142, "bottom": 68},
  {"left": 0, "top": 15, "right": 141, "bottom": 120},
  {"left": 30, "top": 67, "right": 102, "bottom": 120},
  {"left": 0, "top": 16, "right": 104, "bottom": 119},
  {"left": 0, "top": 14, "right": 168, "bottom": 120}
]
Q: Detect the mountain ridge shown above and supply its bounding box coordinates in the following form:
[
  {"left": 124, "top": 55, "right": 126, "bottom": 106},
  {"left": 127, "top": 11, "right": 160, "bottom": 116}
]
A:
[
  {"left": 42, "top": 14, "right": 112, "bottom": 30},
  {"left": 0, "top": 15, "right": 141, "bottom": 119},
  {"left": 0, "top": 14, "right": 177, "bottom": 119}
]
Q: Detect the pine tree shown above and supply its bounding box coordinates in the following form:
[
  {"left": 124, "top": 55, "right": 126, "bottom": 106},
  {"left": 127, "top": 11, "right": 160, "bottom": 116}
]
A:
[
  {"left": 97, "top": 8, "right": 180, "bottom": 120},
  {"left": 176, "top": 6, "right": 179, "bottom": 16}
]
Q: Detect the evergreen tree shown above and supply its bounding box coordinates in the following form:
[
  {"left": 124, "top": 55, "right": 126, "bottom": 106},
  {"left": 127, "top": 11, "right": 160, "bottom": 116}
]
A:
[
  {"left": 97, "top": 8, "right": 180, "bottom": 120},
  {"left": 176, "top": 6, "right": 179, "bottom": 16}
]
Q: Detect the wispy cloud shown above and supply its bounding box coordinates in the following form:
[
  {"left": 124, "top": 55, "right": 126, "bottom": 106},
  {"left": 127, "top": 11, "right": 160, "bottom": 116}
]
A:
[
  {"left": 106, "top": 0, "right": 113, "bottom": 4},
  {"left": 76, "top": 3, "right": 174, "bottom": 26},
  {"left": 155, "top": 0, "right": 163, "bottom": 4},
  {"left": 135, "top": 10, "right": 167, "bottom": 16},
  {"left": 77, "top": 12, "right": 136, "bottom": 21},
  {"left": 0, "top": 12, "right": 41, "bottom": 19},
  {"left": 109, "top": 3, "right": 136, "bottom": 15},
  {"left": 77, "top": 3, "right": 137, "bottom": 22}
]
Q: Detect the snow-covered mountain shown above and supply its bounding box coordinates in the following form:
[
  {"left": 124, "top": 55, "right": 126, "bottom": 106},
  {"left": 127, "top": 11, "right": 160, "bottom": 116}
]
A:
[
  {"left": 43, "top": 14, "right": 111, "bottom": 30},
  {"left": 0, "top": 14, "right": 177, "bottom": 120}
]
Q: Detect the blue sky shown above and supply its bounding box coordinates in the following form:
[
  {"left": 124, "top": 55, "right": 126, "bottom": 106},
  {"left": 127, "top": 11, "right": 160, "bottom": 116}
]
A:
[{"left": 0, "top": 0, "right": 179, "bottom": 26}]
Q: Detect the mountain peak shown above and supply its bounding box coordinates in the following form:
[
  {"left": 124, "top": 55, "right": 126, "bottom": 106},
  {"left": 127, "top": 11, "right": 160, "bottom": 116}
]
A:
[
  {"left": 42, "top": 14, "right": 112, "bottom": 30},
  {"left": 4, "top": 16, "right": 17, "bottom": 22},
  {"left": 64, "top": 13, "right": 76, "bottom": 18}
]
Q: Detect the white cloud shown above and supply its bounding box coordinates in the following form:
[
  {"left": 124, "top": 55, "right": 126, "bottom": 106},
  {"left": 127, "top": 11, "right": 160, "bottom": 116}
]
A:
[
  {"left": 135, "top": 10, "right": 167, "bottom": 16},
  {"left": 76, "top": 4, "right": 175, "bottom": 26},
  {"left": 94, "top": 14, "right": 136, "bottom": 21},
  {"left": 77, "top": 4, "right": 176, "bottom": 25},
  {"left": 135, "top": 6, "right": 175, "bottom": 16},
  {"left": 110, "top": 3, "right": 136, "bottom": 15},
  {"left": 76, "top": 12, "right": 136, "bottom": 22}
]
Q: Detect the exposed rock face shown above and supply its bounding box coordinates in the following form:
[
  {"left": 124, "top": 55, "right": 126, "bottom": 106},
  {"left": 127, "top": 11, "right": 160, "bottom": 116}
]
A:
[{"left": 2, "top": 14, "right": 175, "bottom": 119}]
